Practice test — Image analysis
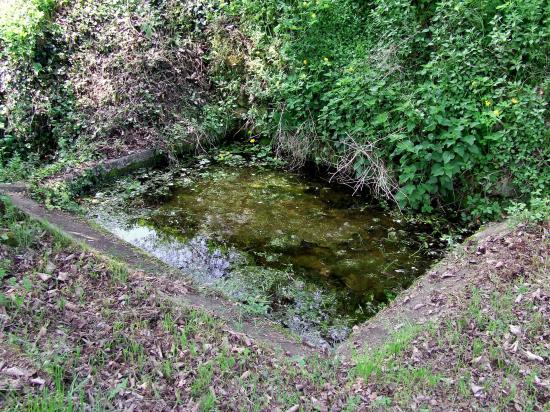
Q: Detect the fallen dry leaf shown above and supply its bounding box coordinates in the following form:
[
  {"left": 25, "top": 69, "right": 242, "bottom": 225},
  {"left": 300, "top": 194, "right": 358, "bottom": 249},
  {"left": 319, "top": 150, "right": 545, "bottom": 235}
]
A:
[
  {"left": 509, "top": 325, "right": 521, "bottom": 336},
  {"left": 37, "top": 273, "right": 51, "bottom": 282},
  {"left": 30, "top": 377, "right": 45, "bottom": 385},
  {"left": 523, "top": 350, "right": 544, "bottom": 363},
  {"left": 472, "top": 355, "right": 487, "bottom": 365},
  {"left": 45, "top": 261, "right": 56, "bottom": 273},
  {"left": 412, "top": 346, "right": 422, "bottom": 362},
  {"left": 3, "top": 367, "right": 33, "bottom": 378},
  {"left": 35, "top": 324, "right": 48, "bottom": 342},
  {"left": 470, "top": 382, "right": 483, "bottom": 396},
  {"left": 534, "top": 377, "right": 550, "bottom": 389}
]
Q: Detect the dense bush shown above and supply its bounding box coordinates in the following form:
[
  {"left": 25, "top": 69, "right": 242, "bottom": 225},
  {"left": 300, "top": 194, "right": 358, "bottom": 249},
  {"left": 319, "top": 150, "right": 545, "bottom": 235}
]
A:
[
  {"left": 0, "top": 0, "right": 57, "bottom": 61},
  {"left": 0, "top": 0, "right": 223, "bottom": 176},
  {"left": 209, "top": 0, "right": 550, "bottom": 219},
  {"left": 0, "top": 0, "right": 548, "bottom": 220},
  {"left": 0, "top": 0, "right": 80, "bottom": 167}
]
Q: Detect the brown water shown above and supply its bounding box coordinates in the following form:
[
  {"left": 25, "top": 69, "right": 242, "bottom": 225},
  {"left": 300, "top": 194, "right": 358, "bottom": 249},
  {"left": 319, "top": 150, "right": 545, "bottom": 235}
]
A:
[{"left": 87, "top": 164, "right": 441, "bottom": 346}]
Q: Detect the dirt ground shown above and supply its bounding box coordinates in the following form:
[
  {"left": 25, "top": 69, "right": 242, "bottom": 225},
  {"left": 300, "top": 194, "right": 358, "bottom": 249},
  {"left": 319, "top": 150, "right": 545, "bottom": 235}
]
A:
[
  {"left": 349, "top": 221, "right": 549, "bottom": 410},
  {"left": 341, "top": 221, "right": 514, "bottom": 356}
]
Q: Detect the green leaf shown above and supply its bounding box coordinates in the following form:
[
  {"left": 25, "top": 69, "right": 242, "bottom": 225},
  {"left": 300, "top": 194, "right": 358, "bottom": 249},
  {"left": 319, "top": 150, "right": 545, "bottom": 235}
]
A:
[
  {"left": 464, "top": 135, "right": 476, "bottom": 145},
  {"left": 454, "top": 146, "right": 465, "bottom": 158},
  {"left": 432, "top": 164, "right": 444, "bottom": 177},
  {"left": 442, "top": 152, "right": 455, "bottom": 164},
  {"left": 374, "top": 113, "right": 389, "bottom": 125}
]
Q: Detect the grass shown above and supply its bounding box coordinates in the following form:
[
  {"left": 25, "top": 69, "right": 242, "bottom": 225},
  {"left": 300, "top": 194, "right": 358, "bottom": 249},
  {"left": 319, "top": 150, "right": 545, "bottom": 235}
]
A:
[
  {"left": 0, "top": 200, "right": 344, "bottom": 409},
  {"left": 354, "top": 322, "right": 425, "bottom": 380},
  {"left": 12, "top": 390, "right": 81, "bottom": 412},
  {"left": 352, "top": 265, "right": 549, "bottom": 408},
  {"left": 199, "top": 389, "right": 217, "bottom": 412}
]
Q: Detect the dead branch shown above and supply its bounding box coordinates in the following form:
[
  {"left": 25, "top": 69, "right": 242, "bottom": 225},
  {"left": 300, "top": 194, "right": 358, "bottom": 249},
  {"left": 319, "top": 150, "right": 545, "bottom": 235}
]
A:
[{"left": 329, "top": 134, "right": 399, "bottom": 203}]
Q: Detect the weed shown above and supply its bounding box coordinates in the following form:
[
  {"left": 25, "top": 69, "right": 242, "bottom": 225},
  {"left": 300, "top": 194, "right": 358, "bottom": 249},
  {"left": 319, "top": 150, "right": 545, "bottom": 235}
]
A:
[
  {"left": 199, "top": 388, "right": 217, "bottom": 412},
  {"left": 107, "top": 378, "right": 128, "bottom": 401},
  {"left": 8, "top": 221, "right": 36, "bottom": 248},
  {"left": 57, "top": 297, "right": 67, "bottom": 311},
  {"left": 12, "top": 388, "right": 81, "bottom": 412},
  {"left": 108, "top": 261, "right": 129, "bottom": 284},
  {"left": 161, "top": 360, "right": 174, "bottom": 380},
  {"left": 162, "top": 313, "right": 176, "bottom": 334},
  {"left": 506, "top": 194, "right": 550, "bottom": 224},
  {"left": 354, "top": 322, "right": 423, "bottom": 379},
  {"left": 191, "top": 363, "right": 214, "bottom": 398}
]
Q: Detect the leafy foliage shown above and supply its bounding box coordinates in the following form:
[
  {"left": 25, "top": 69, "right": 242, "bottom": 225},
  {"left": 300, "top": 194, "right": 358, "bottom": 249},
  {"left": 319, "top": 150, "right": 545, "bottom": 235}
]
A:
[
  {"left": 1, "top": 0, "right": 549, "bottom": 221},
  {"left": 0, "top": 0, "right": 82, "bottom": 167},
  {"left": 209, "top": 0, "right": 550, "bottom": 219},
  {"left": 0, "top": 0, "right": 222, "bottom": 179},
  {"left": 506, "top": 192, "right": 550, "bottom": 224},
  {"left": 0, "top": 0, "right": 57, "bottom": 61}
]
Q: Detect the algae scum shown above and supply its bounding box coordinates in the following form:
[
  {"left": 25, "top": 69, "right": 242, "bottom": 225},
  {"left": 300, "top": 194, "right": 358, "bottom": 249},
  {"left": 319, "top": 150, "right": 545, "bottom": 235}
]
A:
[{"left": 87, "top": 160, "right": 442, "bottom": 347}]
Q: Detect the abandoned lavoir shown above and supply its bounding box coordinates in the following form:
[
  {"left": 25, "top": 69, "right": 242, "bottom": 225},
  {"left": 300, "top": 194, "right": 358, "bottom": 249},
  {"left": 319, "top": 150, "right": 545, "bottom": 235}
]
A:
[{"left": 0, "top": 0, "right": 548, "bottom": 410}]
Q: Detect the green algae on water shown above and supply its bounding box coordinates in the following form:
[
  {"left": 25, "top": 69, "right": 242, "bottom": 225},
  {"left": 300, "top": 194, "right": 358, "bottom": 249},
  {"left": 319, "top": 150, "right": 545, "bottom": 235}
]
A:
[{"left": 86, "top": 163, "right": 442, "bottom": 347}]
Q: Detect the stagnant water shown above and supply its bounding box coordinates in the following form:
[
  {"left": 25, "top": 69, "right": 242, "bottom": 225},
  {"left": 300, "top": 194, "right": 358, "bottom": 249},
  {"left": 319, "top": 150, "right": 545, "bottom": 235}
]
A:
[{"left": 86, "top": 162, "right": 443, "bottom": 347}]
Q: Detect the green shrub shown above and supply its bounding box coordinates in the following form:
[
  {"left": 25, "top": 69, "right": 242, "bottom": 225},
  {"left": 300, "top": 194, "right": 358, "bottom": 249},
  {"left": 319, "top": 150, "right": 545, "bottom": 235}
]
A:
[
  {"left": 210, "top": 0, "right": 550, "bottom": 219},
  {"left": 0, "top": 0, "right": 79, "bottom": 164},
  {"left": 0, "top": 0, "right": 58, "bottom": 62},
  {"left": 0, "top": 0, "right": 58, "bottom": 63},
  {"left": 506, "top": 192, "right": 550, "bottom": 224}
]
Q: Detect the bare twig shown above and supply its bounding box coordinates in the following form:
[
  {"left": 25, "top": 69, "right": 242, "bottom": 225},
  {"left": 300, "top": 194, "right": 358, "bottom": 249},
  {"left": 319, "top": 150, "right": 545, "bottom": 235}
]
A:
[
  {"left": 329, "top": 134, "right": 399, "bottom": 204},
  {"left": 273, "top": 105, "right": 320, "bottom": 170}
]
